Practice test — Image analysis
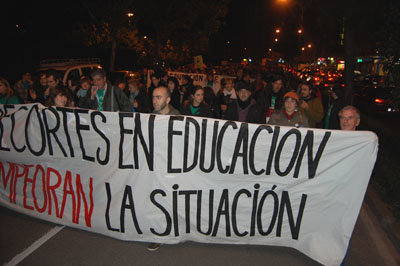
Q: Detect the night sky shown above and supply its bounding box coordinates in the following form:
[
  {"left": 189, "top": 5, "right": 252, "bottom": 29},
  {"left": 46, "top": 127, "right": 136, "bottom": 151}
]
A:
[{"left": 2, "top": 0, "right": 381, "bottom": 83}]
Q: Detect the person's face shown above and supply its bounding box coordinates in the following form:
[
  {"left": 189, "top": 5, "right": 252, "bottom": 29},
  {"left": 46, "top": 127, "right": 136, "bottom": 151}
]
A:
[
  {"left": 128, "top": 83, "right": 138, "bottom": 93},
  {"left": 168, "top": 80, "right": 175, "bottom": 92},
  {"left": 272, "top": 79, "right": 283, "bottom": 93},
  {"left": 225, "top": 80, "right": 233, "bottom": 91},
  {"left": 300, "top": 85, "right": 312, "bottom": 99},
  {"left": 152, "top": 88, "right": 170, "bottom": 113},
  {"left": 54, "top": 94, "right": 67, "bottom": 107},
  {"left": 151, "top": 77, "right": 160, "bottom": 86},
  {"left": 46, "top": 75, "right": 59, "bottom": 89},
  {"left": 40, "top": 75, "right": 47, "bottom": 86},
  {"left": 284, "top": 97, "right": 297, "bottom": 114},
  {"left": 118, "top": 82, "right": 126, "bottom": 90},
  {"left": 339, "top": 109, "right": 360, "bottom": 131},
  {"left": 81, "top": 81, "right": 90, "bottom": 90},
  {"left": 237, "top": 89, "right": 251, "bottom": 102},
  {"left": 22, "top": 73, "right": 32, "bottom": 82},
  {"left": 0, "top": 82, "right": 7, "bottom": 94},
  {"left": 193, "top": 89, "right": 204, "bottom": 106},
  {"left": 92, "top": 75, "right": 106, "bottom": 89},
  {"left": 237, "top": 69, "right": 244, "bottom": 78}
]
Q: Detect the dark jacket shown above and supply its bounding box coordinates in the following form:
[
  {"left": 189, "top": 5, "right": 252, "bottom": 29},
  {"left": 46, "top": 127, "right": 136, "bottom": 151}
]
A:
[
  {"left": 224, "top": 99, "right": 266, "bottom": 124},
  {"left": 125, "top": 89, "right": 151, "bottom": 113},
  {"left": 216, "top": 89, "right": 236, "bottom": 119},
  {"left": 256, "top": 86, "right": 285, "bottom": 113},
  {"left": 180, "top": 102, "right": 214, "bottom": 118},
  {"left": 79, "top": 82, "right": 132, "bottom": 112}
]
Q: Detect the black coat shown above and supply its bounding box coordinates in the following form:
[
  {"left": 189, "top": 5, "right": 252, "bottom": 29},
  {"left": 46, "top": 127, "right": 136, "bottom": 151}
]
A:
[
  {"left": 125, "top": 89, "right": 152, "bottom": 113},
  {"left": 224, "top": 100, "right": 266, "bottom": 124}
]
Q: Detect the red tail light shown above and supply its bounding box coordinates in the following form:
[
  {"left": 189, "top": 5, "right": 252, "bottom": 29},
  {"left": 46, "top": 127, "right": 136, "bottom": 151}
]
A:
[
  {"left": 374, "top": 98, "right": 383, "bottom": 103},
  {"left": 341, "top": 84, "right": 345, "bottom": 87},
  {"left": 324, "top": 84, "right": 328, "bottom": 87}
]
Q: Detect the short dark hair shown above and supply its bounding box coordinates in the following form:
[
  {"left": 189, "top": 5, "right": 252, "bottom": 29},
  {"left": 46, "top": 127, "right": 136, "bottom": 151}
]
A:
[
  {"left": 46, "top": 69, "right": 60, "bottom": 80},
  {"left": 154, "top": 85, "right": 171, "bottom": 98},
  {"left": 300, "top": 82, "right": 313, "bottom": 91},
  {"left": 91, "top": 68, "right": 106, "bottom": 79}
]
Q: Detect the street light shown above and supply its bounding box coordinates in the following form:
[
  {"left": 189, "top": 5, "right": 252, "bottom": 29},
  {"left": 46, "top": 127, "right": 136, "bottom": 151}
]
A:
[
  {"left": 274, "top": 38, "right": 278, "bottom": 42},
  {"left": 308, "top": 44, "right": 312, "bottom": 48},
  {"left": 301, "top": 47, "right": 305, "bottom": 51},
  {"left": 275, "top": 28, "right": 280, "bottom": 34},
  {"left": 268, "top": 48, "right": 272, "bottom": 52},
  {"left": 127, "top": 12, "right": 134, "bottom": 17},
  {"left": 298, "top": 29, "right": 303, "bottom": 34}
]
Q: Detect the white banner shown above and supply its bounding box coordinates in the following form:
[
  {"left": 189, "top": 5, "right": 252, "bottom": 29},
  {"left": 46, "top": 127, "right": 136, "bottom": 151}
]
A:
[{"left": 0, "top": 104, "right": 378, "bottom": 266}]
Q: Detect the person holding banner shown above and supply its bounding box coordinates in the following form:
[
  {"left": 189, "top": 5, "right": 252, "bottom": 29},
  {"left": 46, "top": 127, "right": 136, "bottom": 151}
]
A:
[
  {"left": 46, "top": 86, "right": 74, "bottom": 107},
  {"left": 339, "top": 105, "right": 360, "bottom": 131},
  {"left": 268, "top": 91, "right": 309, "bottom": 128},
  {"left": 152, "top": 85, "right": 180, "bottom": 115},
  {"left": 224, "top": 81, "right": 265, "bottom": 123},
  {"left": 180, "top": 86, "right": 213, "bottom": 118},
  {"left": 79, "top": 69, "right": 132, "bottom": 112}
]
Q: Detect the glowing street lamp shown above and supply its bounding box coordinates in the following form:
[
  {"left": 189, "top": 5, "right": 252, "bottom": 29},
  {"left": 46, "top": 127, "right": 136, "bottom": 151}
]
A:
[
  {"left": 275, "top": 28, "right": 280, "bottom": 34},
  {"left": 127, "top": 12, "right": 134, "bottom": 17},
  {"left": 298, "top": 29, "right": 303, "bottom": 34},
  {"left": 268, "top": 48, "right": 272, "bottom": 52},
  {"left": 301, "top": 47, "right": 305, "bottom": 51},
  {"left": 308, "top": 44, "right": 312, "bottom": 48},
  {"left": 274, "top": 38, "right": 278, "bottom": 42}
]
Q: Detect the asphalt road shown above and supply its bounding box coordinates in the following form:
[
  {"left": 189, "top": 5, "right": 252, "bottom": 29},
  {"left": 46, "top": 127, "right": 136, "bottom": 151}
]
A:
[{"left": 0, "top": 191, "right": 398, "bottom": 266}]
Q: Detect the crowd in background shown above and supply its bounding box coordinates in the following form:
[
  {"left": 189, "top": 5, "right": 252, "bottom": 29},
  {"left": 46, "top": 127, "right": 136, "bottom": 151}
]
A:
[{"left": 0, "top": 63, "right": 351, "bottom": 130}]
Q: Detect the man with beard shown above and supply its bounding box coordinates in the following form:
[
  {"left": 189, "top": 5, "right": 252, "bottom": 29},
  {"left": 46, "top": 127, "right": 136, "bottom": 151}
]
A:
[
  {"left": 298, "top": 82, "right": 324, "bottom": 128},
  {"left": 224, "top": 81, "right": 265, "bottom": 124},
  {"left": 147, "top": 85, "right": 179, "bottom": 252},
  {"left": 152, "top": 86, "right": 180, "bottom": 115}
]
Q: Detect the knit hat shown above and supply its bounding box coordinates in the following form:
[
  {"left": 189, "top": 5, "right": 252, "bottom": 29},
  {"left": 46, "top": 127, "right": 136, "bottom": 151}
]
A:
[
  {"left": 235, "top": 81, "right": 252, "bottom": 92},
  {"left": 284, "top": 91, "right": 299, "bottom": 102}
]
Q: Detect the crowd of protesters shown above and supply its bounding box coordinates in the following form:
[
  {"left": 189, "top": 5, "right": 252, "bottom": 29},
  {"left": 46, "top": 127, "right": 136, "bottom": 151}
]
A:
[
  {"left": 1, "top": 63, "right": 355, "bottom": 131},
  {"left": 1, "top": 64, "right": 360, "bottom": 253}
]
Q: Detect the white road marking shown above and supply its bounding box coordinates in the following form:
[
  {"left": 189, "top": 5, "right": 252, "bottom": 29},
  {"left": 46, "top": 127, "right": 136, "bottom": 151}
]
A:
[{"left": 4, "top": 225, "right": 65, "bottom": 266}]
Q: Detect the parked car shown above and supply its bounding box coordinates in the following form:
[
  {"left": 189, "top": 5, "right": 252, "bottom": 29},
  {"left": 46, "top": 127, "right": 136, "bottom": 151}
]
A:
[{"left": 354, "top": 85, "right": 399, "bottom": 115}]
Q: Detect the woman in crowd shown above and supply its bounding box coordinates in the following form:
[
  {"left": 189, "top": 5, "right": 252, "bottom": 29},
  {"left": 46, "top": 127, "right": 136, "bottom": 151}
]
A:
[
  {"left": 167, "top": 76, "right": 181, "bottom": 111},
  {"left": 46, "top": 86, "right": 73, "bottom": 107},
  {"left": 125, "top": 79, "right": 151, "bottom": 113},
  {"left": 216, "top": 78, "right": 236, "bottom": 119},
  {"left": 0, "top": 77, "right": 20, "bottom": 104},
  {"left": 180, "top": 86, "right": 213, "bottom": 118},
  {"left": 269, "top": 91, "right": 309, "bottom": 128}
]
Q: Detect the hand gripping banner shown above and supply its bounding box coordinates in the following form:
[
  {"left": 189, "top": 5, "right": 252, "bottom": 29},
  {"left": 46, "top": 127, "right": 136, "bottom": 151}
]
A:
[{"left": 0, "top": 104, "right": 378, "bottom": 266}]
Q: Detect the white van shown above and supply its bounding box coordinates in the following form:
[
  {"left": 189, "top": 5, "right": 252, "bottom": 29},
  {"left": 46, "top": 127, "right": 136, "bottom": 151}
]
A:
[{"left": 37, "top": 58, "right": 102, "bottom": 85}]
